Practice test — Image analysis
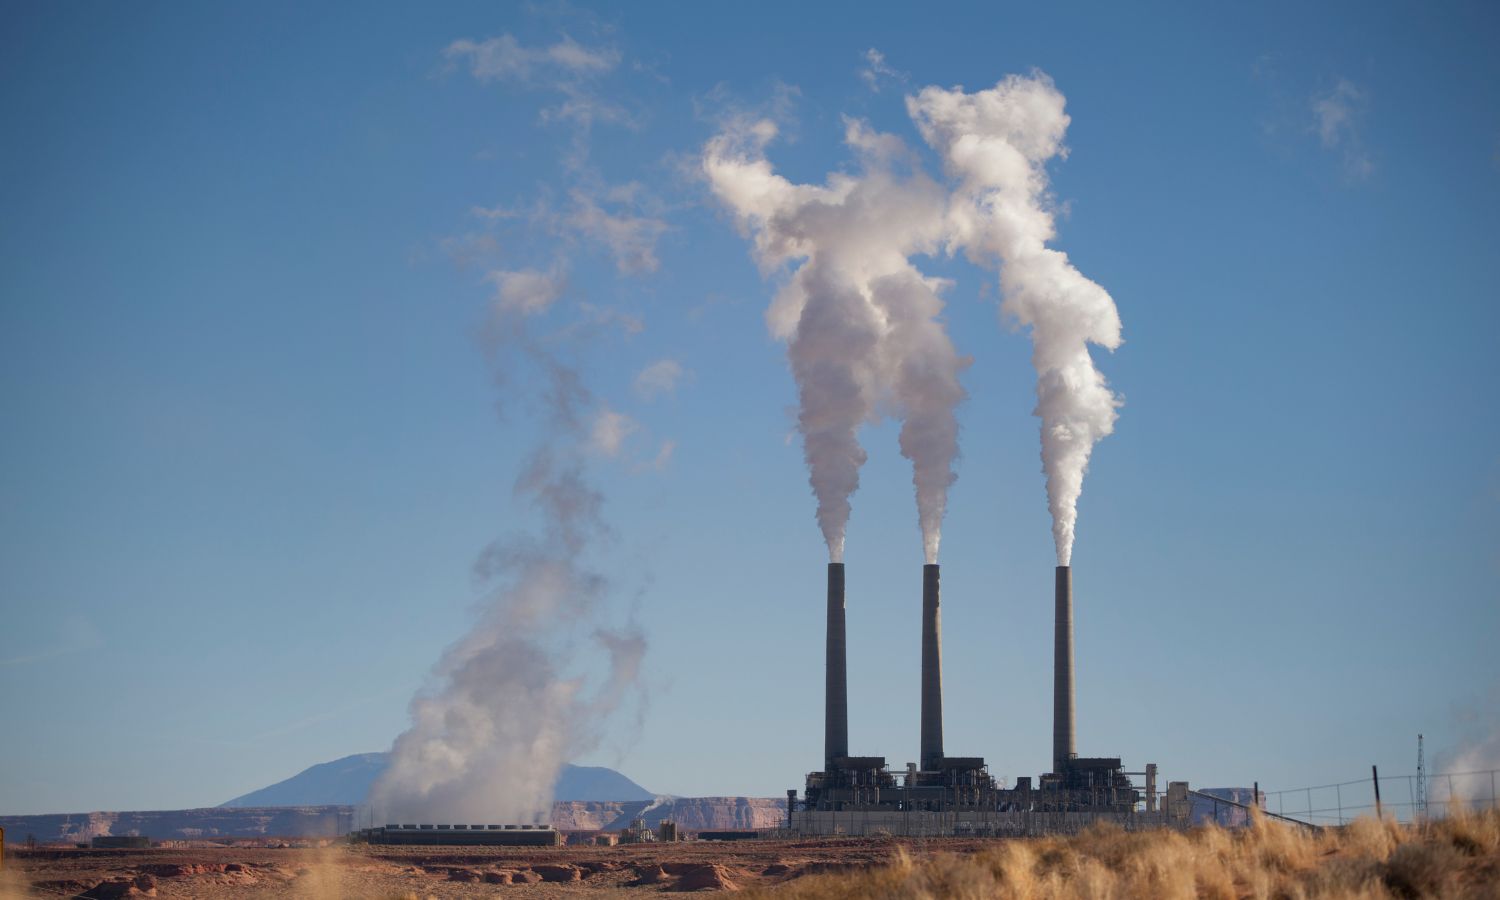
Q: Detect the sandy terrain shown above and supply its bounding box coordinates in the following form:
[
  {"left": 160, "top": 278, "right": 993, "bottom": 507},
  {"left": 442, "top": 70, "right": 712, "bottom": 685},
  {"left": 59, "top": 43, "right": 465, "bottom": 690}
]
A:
[
  {"left": 0, "top": 837, "right": 967, "bottom": 898},
  {"left": 9, "top": 814, "right": 1497, "bottom": 898}
]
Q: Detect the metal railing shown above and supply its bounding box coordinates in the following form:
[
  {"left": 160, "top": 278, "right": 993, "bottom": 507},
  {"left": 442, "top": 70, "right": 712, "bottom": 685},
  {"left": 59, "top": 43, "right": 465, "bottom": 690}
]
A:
[{"left": 1186, "top": 789, "right": 1319, "bottom": 830}]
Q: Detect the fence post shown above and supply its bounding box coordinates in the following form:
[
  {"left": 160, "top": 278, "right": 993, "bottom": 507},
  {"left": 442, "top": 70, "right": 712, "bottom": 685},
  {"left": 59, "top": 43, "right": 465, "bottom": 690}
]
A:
[
  {"left": 1336, "top": 783, "right": 1343, "bottom": 825},
  {"left": 1372, "top": 766, "right": 1383, "bottom": 821}
]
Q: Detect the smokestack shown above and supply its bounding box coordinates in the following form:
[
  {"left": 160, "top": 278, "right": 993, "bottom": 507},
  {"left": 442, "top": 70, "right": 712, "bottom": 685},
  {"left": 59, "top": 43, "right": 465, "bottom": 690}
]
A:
[
  {"left": 920, "top": 563, "right": 943, "bottom": 770},
  {"left": 825, "top": 562, "right": 847, "bottom": 769},
  {"left": 1053, "top": 565, "right": 1076, "bottom": 774}
]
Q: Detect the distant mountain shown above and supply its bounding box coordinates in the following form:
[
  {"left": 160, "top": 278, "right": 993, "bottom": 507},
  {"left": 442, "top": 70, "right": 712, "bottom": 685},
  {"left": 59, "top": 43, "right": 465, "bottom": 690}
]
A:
[
  {"left": 222, "top": 753, "right": 389, "bottom": 808},
  {"left": 220, "top": 753, "right": 654, "bottom": 808}
]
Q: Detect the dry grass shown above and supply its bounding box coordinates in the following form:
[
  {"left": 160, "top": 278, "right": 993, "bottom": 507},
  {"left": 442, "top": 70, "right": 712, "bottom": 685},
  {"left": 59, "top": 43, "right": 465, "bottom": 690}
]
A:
[{"left": 748, "top": 809, "right": 1500, "bottom": 899}]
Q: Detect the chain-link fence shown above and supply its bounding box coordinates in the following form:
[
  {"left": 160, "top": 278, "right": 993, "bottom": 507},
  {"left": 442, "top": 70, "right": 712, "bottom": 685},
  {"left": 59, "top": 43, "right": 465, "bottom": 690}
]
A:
[{"left": 1258, "top": 769, "right": 1499, "bottom": 826}]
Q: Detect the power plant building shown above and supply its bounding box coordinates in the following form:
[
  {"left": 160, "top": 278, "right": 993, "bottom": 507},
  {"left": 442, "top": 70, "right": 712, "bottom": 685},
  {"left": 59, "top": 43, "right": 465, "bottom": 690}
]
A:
[{"left": 790, "top": 563, "right": 1185, "bottom": 836}]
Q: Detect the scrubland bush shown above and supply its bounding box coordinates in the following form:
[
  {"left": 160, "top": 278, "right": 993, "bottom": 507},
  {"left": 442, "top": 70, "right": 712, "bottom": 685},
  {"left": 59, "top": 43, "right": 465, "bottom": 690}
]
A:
[{"left": 749, "top": 808, "right": 1500, "bottom": 899}]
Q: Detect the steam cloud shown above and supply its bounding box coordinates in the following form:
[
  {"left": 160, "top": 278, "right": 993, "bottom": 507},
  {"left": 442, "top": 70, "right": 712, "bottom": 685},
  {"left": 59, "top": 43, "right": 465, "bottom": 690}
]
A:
[
  {"left": 910, "top": 73, "right": 1123, "bottom": 566},
  {"left": 1433, "top": 696, "right": 1500, "bottom": 808},
  {"left": 704, "top": 119, "right": 966, "bottom": 563},
  {"left": 706, "top": 71, "right": 1120, "bottom": 567},
  {"left": 1434, "top": 729, "right": 1500, "bottom": 806},
  {"left": 369, "top": 284, "right": 644, "bottom": 824},
  {"left": 369, "top": 25, "right": 653, "bottom": 827}
]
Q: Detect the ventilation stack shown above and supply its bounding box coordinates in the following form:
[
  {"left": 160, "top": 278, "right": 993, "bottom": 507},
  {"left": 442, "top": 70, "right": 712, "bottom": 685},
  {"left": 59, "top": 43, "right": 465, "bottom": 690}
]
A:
[
  {"left": 920, "top": 563, "right": 944, "bottom": 771},
  {"left": 825, "top": 562, "right": 848, "bottom": 769},
  {"left": 1053, "top": 565, "right": 1076, "bottom": 774}
]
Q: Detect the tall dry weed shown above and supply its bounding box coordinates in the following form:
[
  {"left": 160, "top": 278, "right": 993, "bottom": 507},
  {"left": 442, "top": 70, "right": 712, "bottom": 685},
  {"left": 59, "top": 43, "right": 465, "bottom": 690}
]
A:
[
  {"left": 746, "top": 809, "right": 1500, "bottom": 900},
  {"left": 1341, "top": 813, "right": 1404, "bottom": 860},
  {"left": 1432, "top": 805, "right": 1500, "bottom": 857}
]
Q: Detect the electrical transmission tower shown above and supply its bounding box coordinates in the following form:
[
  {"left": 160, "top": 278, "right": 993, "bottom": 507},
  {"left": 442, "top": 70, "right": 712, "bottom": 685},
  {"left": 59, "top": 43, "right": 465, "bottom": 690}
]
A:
[{"left": 1416, "top": 733, "right": 1427, "bottom": 821}]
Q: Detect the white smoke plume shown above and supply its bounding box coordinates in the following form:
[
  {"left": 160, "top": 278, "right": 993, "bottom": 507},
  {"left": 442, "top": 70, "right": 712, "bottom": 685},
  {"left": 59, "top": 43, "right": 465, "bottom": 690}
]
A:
[
  {"left": 704, "top": 118, "right": 966, "bottom": 563},
  {"left": 1433, "top": 690, "right": 1500, "bottom": 808},
  {"left": 1434, "top": 728, "right": 1500, "bottom": 807},
  {"left": 909, "top": 73, "right": 1123, "bottom": 566},
  {"left": 369, "top": 290, "right": 645, "bottom": 825}
]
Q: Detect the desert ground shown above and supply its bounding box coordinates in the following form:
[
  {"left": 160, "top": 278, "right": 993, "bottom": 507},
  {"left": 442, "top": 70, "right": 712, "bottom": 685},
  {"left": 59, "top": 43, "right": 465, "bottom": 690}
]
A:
[
  {"left": 3, "top": 811, "right": 1498, "bottom": 899},
  {"left": 3, "top": 835, "right": 936, "bottom": 899}
]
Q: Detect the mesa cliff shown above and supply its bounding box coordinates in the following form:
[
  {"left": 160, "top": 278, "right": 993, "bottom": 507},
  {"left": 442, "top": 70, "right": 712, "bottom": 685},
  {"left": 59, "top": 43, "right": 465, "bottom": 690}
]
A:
[{"left": 0, "top": 797, "right": 786, "bottom": 842}]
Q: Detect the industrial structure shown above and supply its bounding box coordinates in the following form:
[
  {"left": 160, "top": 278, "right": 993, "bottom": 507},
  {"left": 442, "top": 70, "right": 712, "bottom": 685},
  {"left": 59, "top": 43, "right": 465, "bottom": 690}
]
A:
[
  {"left": 90, "top": 836, "right": 152, "bottom": 849},
  {"left": 351, "top": 824, "right": 563, "bottom": 846},
  {"left": 790, "top": 564, "right": 1187, "bottom": 836}
]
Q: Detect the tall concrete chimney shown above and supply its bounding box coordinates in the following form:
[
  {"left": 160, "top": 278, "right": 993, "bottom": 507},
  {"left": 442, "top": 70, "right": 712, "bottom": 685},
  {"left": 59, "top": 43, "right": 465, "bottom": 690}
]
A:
[
  {"left": 920, "top": 563, "right": 943, "bottom": 771},
  {"left": 1053, "top": 565, "right": 1076, "bottom": 774},
  {"left": 825, "top": 562, "right": 847, "bottom": 769}
]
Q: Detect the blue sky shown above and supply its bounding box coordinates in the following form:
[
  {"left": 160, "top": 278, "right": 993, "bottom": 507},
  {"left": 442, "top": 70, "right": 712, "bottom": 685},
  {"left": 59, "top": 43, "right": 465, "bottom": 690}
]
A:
[{"left": 2, "top": 0, "right": 1497, "bottom": 816}]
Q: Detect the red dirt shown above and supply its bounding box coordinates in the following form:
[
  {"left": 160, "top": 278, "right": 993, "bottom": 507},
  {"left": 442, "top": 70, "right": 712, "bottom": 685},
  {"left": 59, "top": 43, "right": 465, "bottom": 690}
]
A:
[{"left": 1, "top": 836, "right": 988, "bottom": 897}]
